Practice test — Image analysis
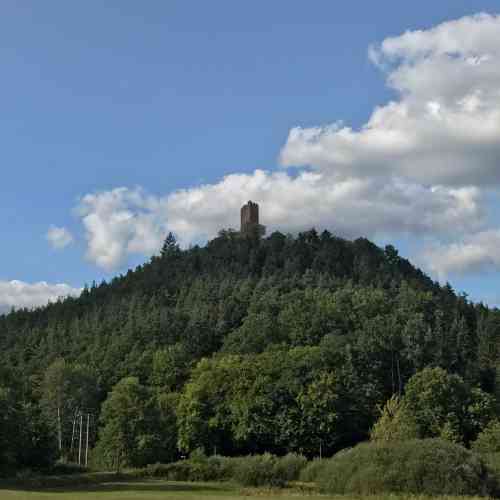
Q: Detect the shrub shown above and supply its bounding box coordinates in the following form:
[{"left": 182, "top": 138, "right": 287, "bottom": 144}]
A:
[
  {"left": 299, "top": 458, "right": 326, "bottom": 483},
  {"left": 144, "top": 461, "right": 192, "bottom": 481},
  {"left": 274, "top": 453, "right": 307, "bottom": 482},
  {"left": 143, "top": 455, "right": 234, "bottom": 482},
  {"left": 231, "top": 454, "right": 286, "bottom": 488},
  {"left": 481, "top": 453, "right": 500, "bottom": 483},
  {"left": 189, "top": 455, "right": 235, "bottom": 481},
  {"left": 473, "top": 420, "right": 500, "bottom": 454},
  {"left": 317, "top": 438, "right": 496, "bottom": 496},
  {"left": 138, "top": 452, "right": 307, "bottom": 487},
  {"left": 46, "top": 462, "right": 88, "bottom": 475}
]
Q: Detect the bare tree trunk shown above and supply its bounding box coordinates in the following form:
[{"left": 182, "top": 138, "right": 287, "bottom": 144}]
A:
[
  {"left": 396, "top": 355, "right": 402, "bottom": 396},
  {"left": 78, "top": 413, "right": 83, "bottom": 465},
  {"left": 57, "top": 406, "right": 63, "bottom": 452},
  {"left": 70, "top": 414, "right": 77, "bottom": 456},
  {"left": 391, "top": 351, "right": 395, "bottom": 394},
  {"left": 85, "top": 413, "right": 90, "bottom": 467}
]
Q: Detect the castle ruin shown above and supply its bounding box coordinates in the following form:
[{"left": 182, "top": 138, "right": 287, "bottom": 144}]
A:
[{"left": 240, "top": 201, "right": 266, "bottom": 237}]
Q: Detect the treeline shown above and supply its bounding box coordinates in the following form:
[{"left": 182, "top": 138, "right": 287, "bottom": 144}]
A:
[{"left": 1, "top": 229, "right": 500, "bottom": 472}]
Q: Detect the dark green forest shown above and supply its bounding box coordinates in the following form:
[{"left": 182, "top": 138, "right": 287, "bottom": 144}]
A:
[{"left": 1, "top": 229, "right": 500, "bottom": 472}]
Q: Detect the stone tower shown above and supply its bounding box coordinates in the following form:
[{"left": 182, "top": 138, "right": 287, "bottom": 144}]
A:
[{"left": 240, "top": 201, "right": 265, "bottom": 236}]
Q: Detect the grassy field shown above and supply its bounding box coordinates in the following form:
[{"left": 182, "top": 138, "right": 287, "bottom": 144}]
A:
[
  {"left": 0, "top": 478, "right": 493, "bottom": 500},
  {"left": 0, "top": 479, "right": 318, "bottom": 500}
]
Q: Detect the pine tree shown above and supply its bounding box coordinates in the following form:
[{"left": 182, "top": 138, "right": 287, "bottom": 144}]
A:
[{"left": 160, "top": 232, "right": 180, "bottom": 258}]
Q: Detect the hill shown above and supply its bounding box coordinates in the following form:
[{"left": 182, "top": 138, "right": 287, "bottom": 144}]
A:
[{"left": 1, "top": 229, "right": 500, "bottom": 469}]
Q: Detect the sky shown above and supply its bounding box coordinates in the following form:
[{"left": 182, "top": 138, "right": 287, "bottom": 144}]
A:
[{"left": 1, "top": 1, "right": 500, "bottom": 312}]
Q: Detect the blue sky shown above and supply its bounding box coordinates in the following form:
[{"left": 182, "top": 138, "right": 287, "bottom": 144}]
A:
[{"left": 1, "top": 1, "right": 500, "bottom": 310}]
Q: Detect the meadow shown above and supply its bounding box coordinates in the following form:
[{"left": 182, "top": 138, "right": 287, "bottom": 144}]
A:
[{"left": 0, "top": 478, "right": 492, "bottom": 500}]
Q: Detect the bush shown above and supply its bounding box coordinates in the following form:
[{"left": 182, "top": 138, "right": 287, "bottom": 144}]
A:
[
  {"left": 274, "top": 453, "right": 307, "bottom": 482},
  {"left": 143, "top": 461, "right": 192, "bottom": 481},
  {"left": 317, "top": 438, "right": 496, "bottom": 496},
  {"left": 299, "top": 458, "right": 326, "bottom": 483},
  {"left": 143, "top": 454, "right": 234, "bottom": 482},
  {"left": 473, "top": 420, "right": 500, "bottom": 454},
  {"left": 138, "top": 452, "right": 307, "bottom": 487},
  {"left": 481, "top": 453, "right": 500, "bottom": 483},
  {"left": 232, "top": 454, "right": 286, "bottom": 487},
  {"left": 47, "top": 462, "right": 88, "bottom": 475}
]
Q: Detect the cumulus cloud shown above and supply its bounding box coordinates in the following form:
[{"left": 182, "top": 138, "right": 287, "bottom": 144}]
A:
[
  {"left": 74, "top": 170, "right": 484, "bottom": 270},
  {"left": 70, "top": 13, "right": 500, "bottom": 279},
  {"left": 46, "top": 225, "right": 74, "bottom": 249},
  {"left": 421, "top": 230, "right": 500, "bottom": 279},
  {"left": 166, "top": 170, "right": 485, "bottom": 240},
  {"left": 0, "top": 280, "right": 82, "bottom": 313},
  {"left": 76, "top": 188, "right": 168, "bottom": 270},
  {"left": 280, "top": 13, "right": 500, "bottom": 187}
]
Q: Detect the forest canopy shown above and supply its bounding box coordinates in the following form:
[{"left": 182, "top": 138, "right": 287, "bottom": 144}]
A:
[{"left": 1, "top": 229, "right": 499, "bottom": 470}]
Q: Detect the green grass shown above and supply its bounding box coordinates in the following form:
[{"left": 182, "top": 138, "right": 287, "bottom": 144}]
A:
[
  {"left": 0, "top": 476, "right": 494, "bottom": 500},
  {"left": 0, "top": 479, "right": 317, "bottom": 500}
]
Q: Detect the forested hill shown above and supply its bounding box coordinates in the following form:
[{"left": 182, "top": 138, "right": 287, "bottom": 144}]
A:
[
  {"left": 0, "top": 229, "right": 455, "bottom": 386},
  {"left": 1, "top": 229, "right": 500, "bottom": 465}
]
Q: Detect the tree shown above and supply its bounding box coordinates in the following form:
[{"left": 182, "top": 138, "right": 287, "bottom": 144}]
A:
[
  {"left": 0, "top": 386, "right": 19, "bottom": 471},
  {"left": 151, "top": 345, "right": 192, "bottom": 392},
  {"left": 16, "top": 401, "right": 56, "bottom": 469},
  {"left": 160, "top": 232, "right": 180, "bottom": 258},
  {"left": 0, "top": 385, "right": 55, "bottom": 472},
  {"left": 177, "top": 357, "right": 237, "bottom": 455},
  {"left": 95, "top": 377, "right": 163, "bottom": 469},
  {"left": 156, "top": 392, "right": 179, "bottom": 463},
  {"left": 370, "top": 395, "right": 418, "bottom": 442},
  {"left": 403, "top": 367, "right": 469, "bottom": 443},
  {"left": 40, "top": 358, "right": 99, "bottom": 456},
  {"left": 297, "top": 372, "right": 343, "bottom": 455},
  {"left": 467, "top": 387, "right": 496, "bottom": 441}
]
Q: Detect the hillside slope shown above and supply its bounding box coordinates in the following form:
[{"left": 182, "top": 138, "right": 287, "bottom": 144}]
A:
[{"left": 1, "top": 229, "right": 499, "bottom": 461}]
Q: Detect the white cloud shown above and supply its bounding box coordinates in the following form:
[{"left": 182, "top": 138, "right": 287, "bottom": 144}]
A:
[
  {"left": 74, "top": 170, "right": 484, "bottom": 270},
  {"left": 280, "top": 13, "right": 500, "bottom": 187},
  {"left": 166, "top": 170, "right": 485, "bottom": 240},
  {"left": 76, "top": 188, "right": 168, "bottom": 270},
  {"left": 46, "top": 225, "right": 74, "bottom": 249},
  {"left": 421, "top": 230, "right": 500, "bottom": 279},
  {"left": 70, "top": 13, "right": 500, "bottom": 280},
  {"left": 0, "top": 280, "right": 82, "bottom": 313}
]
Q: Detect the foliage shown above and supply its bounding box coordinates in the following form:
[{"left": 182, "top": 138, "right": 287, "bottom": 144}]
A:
[
  {"left": 403, "top": 367, "right": 470, "bottom": 443},
  {"left": 317, "top": 439, "right": 496, "bottom": 496},
  {"left": 94, "top": 377, "right": 171, "bottom": 469},
  {"left": 468, "top": 388, "right": 497, "bottom": 439},
  {"left": 39, "top": 358, "right": 99, "bottom": 456},
  {"left": 135, "top": 452, "right": 307, "bottom": 487},
  {"left": 141, "top": 454, "right": 236, "bottom": 482},
  {"left": 272, "top": 453, "right": 307, "bottom": 482},
  {"left": 370, "top": 395, "right": 419, "bottom": 442},
  {"left": 231, "top": 453, "right": 300, "bottom": 488},
  {"left": 0, "top": 386, "right": 18, "bottom": 472},
  {"left": 298, "top": 458, "right": 326, "bottom": 482},
  {"left": 0, "top": 230, "right": 500, "bottom": 468},
  {"left": 0, "top": 386, "right": 55, "bottom": 475},
  {"left": 402, "top": 368, "right": 497, "bottom": 444},
  {"left": 481, "top": 451, "right": 500, "bottom": 483},
  {"left": 47, "top": 462, "right": 88, "bottom": 475},
  {"left": 473, "top": 420, "right": 500, "bottom": 454}
]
